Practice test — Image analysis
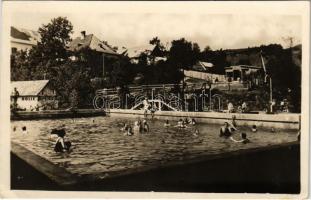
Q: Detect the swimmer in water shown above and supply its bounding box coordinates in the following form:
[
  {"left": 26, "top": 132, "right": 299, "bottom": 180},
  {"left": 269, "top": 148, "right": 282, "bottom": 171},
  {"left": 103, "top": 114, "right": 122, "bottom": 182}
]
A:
[
  {"left": 230, "top": 132, "right": 250, "bottom": 144},
  {"left": 142, "top": 119, "right": 149, "bottom": 132},
  {"left": 120, "top": 123, "right": 129, "bottom": 131},
  {"left": 22, "top": 126, "right": 28, "bottom": 134},
  {"left": 190, "top": 118, "right": 196, "bottom": 125},
  {"left": 176, "top": 119, "right": 187, "bottom": 128},
  {"left": 219, "top": 122, "right": 233, "bottom": 138},
  {"left": 133, "top": 121, "right": 141, "bottom": 134},
  {"left": 164, "top": 120, "right": 170, "bottom": 127},
  {"left": 53, "top": 128, "right": 71, "bottom": 152},
  {"left": 125, "top": 126, "right": 133, "bottom": 136},
  {"left": 183, "top": 117, "right": 190, "bottom": 124},
  {"left": 251, "top": 125, "right": 257, "bottom": 132},
  {"left": 193, "top": 129, "right": 199, "bottom": 137}
]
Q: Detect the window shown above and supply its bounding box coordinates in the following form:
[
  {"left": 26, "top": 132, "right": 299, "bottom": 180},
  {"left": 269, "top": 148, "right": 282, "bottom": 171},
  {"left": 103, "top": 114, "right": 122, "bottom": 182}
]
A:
[{"left": 11, "top": 48, "right": 17, "bottom": 54}]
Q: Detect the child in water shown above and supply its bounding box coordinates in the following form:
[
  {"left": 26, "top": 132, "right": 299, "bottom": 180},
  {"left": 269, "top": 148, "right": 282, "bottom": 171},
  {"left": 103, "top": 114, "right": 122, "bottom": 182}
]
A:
[
  {"left": 53, "top": 129, "right": 71, "bottom": 152},
  {"left": 133, "top": 121, "right": 141, "bottom": 134},
  {"left": 176, "top": 119, "right": 187, "bottom": 128},
  {"left": 22, "top": 126, "right": 28, "bottom": 134},
  {"left": 251, "top": 125, "right": 257, "bottom": 132},
  {"left": 142, "top": 119, "right": 149, "bottom": 132},
  {"left": 219, "top": 122, "right": 233, "bottom": 137},
  {"left": 127, "top": 126, "right": 133, "bottom": 136},
  {"left": 120, "top": 123, "right": 129, "bottom": 131},
  {"left": 189, "top": 118, "right": 196, "bottom": 125},
  {"left": 164, "top": 120, "right": 170, "bottom": 127},
  {"left": 193, "top": 129, "right": 199, "bottom": 137}
]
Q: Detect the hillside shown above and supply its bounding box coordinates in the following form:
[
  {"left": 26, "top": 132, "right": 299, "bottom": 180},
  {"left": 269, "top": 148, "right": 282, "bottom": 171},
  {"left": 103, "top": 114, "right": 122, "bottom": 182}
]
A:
[{"left": 202, "top": 44, "right": 302, "bottom": 74}]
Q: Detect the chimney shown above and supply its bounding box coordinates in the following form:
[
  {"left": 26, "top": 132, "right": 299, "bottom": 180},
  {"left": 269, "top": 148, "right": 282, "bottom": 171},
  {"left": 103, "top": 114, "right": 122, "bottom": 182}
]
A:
[{"left": 81, "top": 31, "right": 86, "bottom": 39}]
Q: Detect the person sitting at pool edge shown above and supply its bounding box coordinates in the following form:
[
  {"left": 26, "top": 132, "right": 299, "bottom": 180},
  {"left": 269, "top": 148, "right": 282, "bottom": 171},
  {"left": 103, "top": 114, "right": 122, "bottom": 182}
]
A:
[
  {"left": 230, "top": 132, "right": 250, "bottom": 144},
  {"left": 219, "top": 122, "right": 233, "bottom": 138}
]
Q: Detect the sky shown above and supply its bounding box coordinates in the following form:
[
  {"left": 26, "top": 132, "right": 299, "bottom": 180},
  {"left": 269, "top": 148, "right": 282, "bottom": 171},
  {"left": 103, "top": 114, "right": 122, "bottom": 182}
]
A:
[{"left": 8, "top": 2, "right": 302, "bottom": 51}]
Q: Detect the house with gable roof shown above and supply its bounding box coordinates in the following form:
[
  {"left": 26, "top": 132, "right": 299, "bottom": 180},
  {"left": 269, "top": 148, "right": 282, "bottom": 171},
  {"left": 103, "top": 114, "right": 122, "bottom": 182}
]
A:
[
  {"left": 11, "top": 80, "right": 58, "bottom": 111},
  {"left": 68, "top": 31, "right": 120, "bottom": 77}
]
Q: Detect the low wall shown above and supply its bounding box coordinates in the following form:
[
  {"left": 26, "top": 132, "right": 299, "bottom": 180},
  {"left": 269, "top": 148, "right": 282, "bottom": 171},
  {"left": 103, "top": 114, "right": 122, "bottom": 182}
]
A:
[
  {"left": 109, "top": 109, "right": 300, "bottom": 130},
  {"left": 11, "top": 109, "right": 106, "bottom": 120}
]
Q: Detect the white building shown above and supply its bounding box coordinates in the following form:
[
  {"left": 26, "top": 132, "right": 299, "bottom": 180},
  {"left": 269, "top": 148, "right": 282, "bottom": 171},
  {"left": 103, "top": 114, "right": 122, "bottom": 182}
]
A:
[
  {"left": 11, "top": 26, "right": 40, "bottom": 53},
  {"left": 11, "top": 80, "right": 58, "bottom": 111}
]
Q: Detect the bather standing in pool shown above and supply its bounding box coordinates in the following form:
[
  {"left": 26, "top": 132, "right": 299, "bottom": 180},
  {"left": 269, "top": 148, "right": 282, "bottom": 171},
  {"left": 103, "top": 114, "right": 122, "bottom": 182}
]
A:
[
  {"left": 133, "top": 121, "right": 141, "bottom": 134},
  {"left": 219, "top": 122, "right": 233, "bottom": 138},
  {"left": 142, "top": 119, "right": 149, "bottom": 132},
  {"left": 164, "top": 120, "right": 171, "bottom": 127},
  {"left": 53, "top": 129, "right": 71, "bottom": 152}
]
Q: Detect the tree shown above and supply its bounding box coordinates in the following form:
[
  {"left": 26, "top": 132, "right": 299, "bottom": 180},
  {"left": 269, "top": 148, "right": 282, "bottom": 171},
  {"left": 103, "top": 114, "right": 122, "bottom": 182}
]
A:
[
  {"left": 169, "top": 38, "right": 197, "bottom": 70},
  {"left": 33, "top": 17, "right": 73, "bottom": 62}
]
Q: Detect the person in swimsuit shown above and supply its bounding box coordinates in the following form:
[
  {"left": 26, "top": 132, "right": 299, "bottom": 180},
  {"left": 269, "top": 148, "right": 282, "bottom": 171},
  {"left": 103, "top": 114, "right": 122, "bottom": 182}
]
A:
[
  {"left": 190, "top": 118, "right": 196, "bottom": 125},
  {"left": 251, "top": 125, "right": 257, "bottom": 132},
  {"left": 22, "top": 126, "right": 28, "bottom": 134},
  {"left": 164, "top": 120, "right": 170, "bottom": 127},
  {"left": 142, "top": 119, "right": 149, "bottom": 132},
  {"left": 53, "top": 128, "right": 71, "bottom": 152},
  {"left": 143, "top": 97, "right": 150, "bottom": 118},
  {"left": 219, "top": 122, "right": 233, "bottom": 138},
  {"left": 176, "top": 119, "right": 187, "bottom": 129}
]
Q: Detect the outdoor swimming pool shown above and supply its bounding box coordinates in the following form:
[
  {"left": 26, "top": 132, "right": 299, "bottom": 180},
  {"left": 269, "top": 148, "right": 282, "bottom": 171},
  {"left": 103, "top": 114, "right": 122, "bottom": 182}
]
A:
[{"left": 11, "top": 116, "right": 298, "bottom": 179}]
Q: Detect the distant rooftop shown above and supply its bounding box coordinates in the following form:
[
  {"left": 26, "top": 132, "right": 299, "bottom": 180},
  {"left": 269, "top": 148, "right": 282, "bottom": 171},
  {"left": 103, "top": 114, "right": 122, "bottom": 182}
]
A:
[
  {"left": 11, "top": 26, "right": 40, "bottom": 45},
  {"left": 68, "top": 33, "right": 118, "bottom": 56}
]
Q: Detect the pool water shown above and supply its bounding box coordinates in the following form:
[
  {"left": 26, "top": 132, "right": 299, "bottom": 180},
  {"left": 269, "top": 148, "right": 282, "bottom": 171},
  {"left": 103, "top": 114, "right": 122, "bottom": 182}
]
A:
[{"left": 11, "top": 116, "right": 298, "bottom": 178}]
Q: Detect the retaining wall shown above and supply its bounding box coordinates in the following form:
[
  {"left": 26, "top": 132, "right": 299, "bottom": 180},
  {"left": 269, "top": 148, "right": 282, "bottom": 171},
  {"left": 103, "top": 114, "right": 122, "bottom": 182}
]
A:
[{"left": 109, "top": 109, "right": 300, "bottom": 130}]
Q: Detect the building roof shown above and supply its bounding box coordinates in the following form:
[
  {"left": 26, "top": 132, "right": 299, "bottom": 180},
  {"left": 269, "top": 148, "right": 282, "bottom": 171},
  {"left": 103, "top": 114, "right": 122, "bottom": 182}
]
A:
[
  {"left": 121, "top": 44, "right": 154, "bottom": 58},
  {"left": 11, "top": 26, "right": 40, "bottom": 45},
  {"left": 68, "top": 34, "right": 118, "bottom": 55},
  {"left": 11, "top": 80, "right": 50, "bottom": 96}
]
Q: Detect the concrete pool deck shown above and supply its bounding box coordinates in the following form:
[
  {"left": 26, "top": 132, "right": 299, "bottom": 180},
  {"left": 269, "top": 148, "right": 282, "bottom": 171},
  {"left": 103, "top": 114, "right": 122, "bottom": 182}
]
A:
[
  {"left": 109, "top": 109, "right": 300, "bottom": 130},
  {"left": 11, "top": 141, "right": 300, "bottom": 193}
]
